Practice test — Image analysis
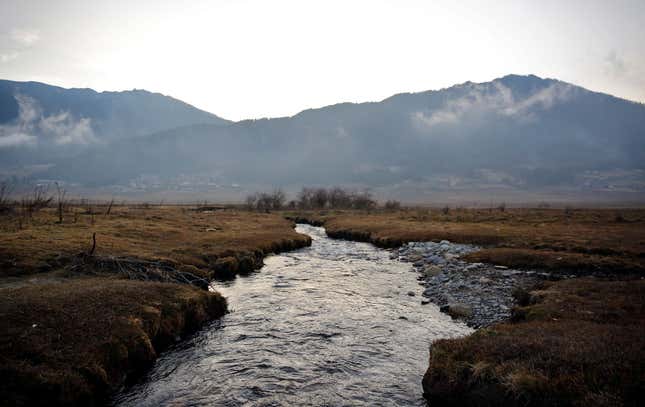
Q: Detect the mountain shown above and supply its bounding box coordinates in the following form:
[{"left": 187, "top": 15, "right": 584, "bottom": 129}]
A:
[
  {"left": 0, "top": 79, "right": 229, "bottom": 145},
  {"left": 2, "top": 75, "right": 645, "bottom": 201}
]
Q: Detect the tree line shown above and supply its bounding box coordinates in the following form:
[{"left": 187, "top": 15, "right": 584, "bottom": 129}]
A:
[{"left": 245, "top": 187, "right": 386, "bottom": 211}]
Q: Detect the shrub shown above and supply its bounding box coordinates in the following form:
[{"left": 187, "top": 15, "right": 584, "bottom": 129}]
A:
[{"left": 384, "top": 200, "right": 401, "bottom": 211}]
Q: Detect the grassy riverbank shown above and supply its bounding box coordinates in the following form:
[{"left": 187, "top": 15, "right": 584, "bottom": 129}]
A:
[
  {"left": 285, "top": 207, "right": 645, "bottom": 275},
  {"left": 0, "top": 205, "right": 311, "bottom": 406},
  {"left": 422, "top": 278, "right": 645, "bottom": 406},
  {"left": 285, "top": 207, "right": 645, "bottom": 405}
]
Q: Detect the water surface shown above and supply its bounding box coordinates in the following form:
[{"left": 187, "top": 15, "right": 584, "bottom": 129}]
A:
[{"left": 115, "top": 224, "right": 472, "bottom": 406}]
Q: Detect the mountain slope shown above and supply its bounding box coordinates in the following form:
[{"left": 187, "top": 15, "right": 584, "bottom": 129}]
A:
[
  {"left": 2, "top": 75, "right": 645, "bottom": 199},
  {"left": 0, "top": 79, "right": 230, "bottom": 143}
]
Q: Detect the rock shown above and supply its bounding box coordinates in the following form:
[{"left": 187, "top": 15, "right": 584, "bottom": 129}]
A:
[
  {"left": 423, "top": 265, "right": 442, "bottom": 277},
  {"left": 440, "top": 303, "right": 473, "bottom": 319},
  {"left": 428, "top": 255, "right": 446, "bottom": 265},
  {"left": 407, "top": 291, "right": 416, "bottom": 296},
  {"left": 444, "top": 253, "right": 459, "bottom": 261},
  {"left": 464, "top": 263, "right": 483, "bottom": 272}
]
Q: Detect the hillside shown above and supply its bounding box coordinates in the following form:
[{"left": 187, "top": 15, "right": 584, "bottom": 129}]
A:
[{"left": 2, "top": 75, "right": 645, "bottom": 201}]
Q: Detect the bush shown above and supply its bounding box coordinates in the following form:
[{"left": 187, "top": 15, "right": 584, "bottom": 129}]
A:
[
  {"left": 384, "top": 200, "right": 401, "bottom": 211},
  {"left": 245, "top": 188, "right": 286, "bottom": 212}
]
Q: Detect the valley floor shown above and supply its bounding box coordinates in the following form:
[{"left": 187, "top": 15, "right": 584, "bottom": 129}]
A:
[{"left": 1, "top": 205, "right": 644, "bottom": 405}]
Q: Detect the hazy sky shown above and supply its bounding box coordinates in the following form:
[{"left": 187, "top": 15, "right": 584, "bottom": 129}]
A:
[{"left": 1, "top": 0, "right": 644, "bottom": 121}]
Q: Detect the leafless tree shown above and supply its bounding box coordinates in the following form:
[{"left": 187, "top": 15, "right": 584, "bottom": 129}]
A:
[
  {"left": 256, "top": 192, "right": 273, "bottom": 212},
  {"left": 55, "top": 182, "right": 67, "bottom": 223},
  {"left": 297, "top": 187, "right": 314, "bottom": 209},
  {"left": 329, "top": 186, "right": 352, "bottom": 208},
  {"left": 311, "top": 188, "right": 329, "bottom": 208},
  {"left": 384, "top": 200, "right": 401, "bottom": 211},
  {"left": 351, "top": 189, "right": 376, "bottom": 210},
  {"left": 245, "top": 193, "right": 258, "bottom": 210},
  {"left": 270, "top": 188, "right": 286, "bottom": 210},
  {"left": 0, "top": 182, "right": 13, "bottom": 214},
  {"left": 105, "top": 198, "right": 115, "bottom": 215}
]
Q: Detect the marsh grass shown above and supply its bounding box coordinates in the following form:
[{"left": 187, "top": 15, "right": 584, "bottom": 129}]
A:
[{"left": 423, "top": 278, "right": 645, "bottom": 406}]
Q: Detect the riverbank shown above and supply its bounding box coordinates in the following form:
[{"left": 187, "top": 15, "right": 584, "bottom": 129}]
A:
[
  {"left": 286, "top": 208, "right": 645, "bottom": 405},
  {"left": 422, "top": 278, "right": 645, "bottom": 406},
  {"left": 0, "top": 279, "right": 227, "bottom": 407},
  {"left": 286, "top": 208, "right": 645, "bottom": 275},
  {"left": 0, "top": 206, "right": 311, "bottom": 406}
]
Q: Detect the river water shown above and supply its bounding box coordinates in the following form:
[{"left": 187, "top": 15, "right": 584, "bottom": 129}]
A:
[{"left": 114, "top": 224, "right": 472, "bottom": 406}]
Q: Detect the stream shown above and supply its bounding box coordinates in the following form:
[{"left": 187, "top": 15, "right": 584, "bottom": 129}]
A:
[{"left": 114, "top": 224, "right": 472, "bottom": 406}]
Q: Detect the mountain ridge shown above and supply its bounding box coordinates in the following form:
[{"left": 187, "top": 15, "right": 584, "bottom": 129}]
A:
[{"left": 1, "top": 74, "right": 644, "bottom": 201}]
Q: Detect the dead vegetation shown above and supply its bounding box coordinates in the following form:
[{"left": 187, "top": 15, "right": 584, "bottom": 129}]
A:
[
  {"left": 285, "top": 207, "right": 645, "bottom": 275},
  {"left": 0, "top": 279, "right": 227, "bottom": 407},
  {"left": 422, "top": 278, "right": 645, "bottom": 406},
  {"left": 0, "top": 203, "right": 311, "bottom": 406},
  {"left": 0, "top": 205, "right": 311, "bottom": 279}
]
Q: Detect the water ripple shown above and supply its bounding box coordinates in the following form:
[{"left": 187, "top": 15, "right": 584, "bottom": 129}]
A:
[{"left": 114, "top": 225, "right": 472, "bottom": 406}]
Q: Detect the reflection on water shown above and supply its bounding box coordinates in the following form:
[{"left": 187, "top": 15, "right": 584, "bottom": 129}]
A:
[{"left": 114, "top": 225, "right": 472, "bottom": 406}]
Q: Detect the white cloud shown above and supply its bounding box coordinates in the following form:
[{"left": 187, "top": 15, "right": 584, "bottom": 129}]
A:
[
  {"left": 0, "top": 94, "right": 96, "bottom": 148},
  {"left": 604, "top": 50, "right": 627, "bottom": 77},
  {"left": 0, "top": 52, "right": 18, "bottom": 63},
  {"left": 412, "top": 81, "right": 574, "bottom": 130},
  {"left": 10, "top": 29, "right": 40, "bottom": 46},
  {"left": 0, "top": 132, "right": 37, "bottom": 148},
  {"left": 0, "top": 28, "right": 39, "bottom": 64}
]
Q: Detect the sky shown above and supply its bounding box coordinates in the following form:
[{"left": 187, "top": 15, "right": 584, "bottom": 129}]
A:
[{"left": 1, "top": 0, "right": 644, "bottom": 121}]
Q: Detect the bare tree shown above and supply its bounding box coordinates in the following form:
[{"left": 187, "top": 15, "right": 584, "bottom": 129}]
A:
[
  {"left": 245, "top": 193, "right": 258, "bottom": 211},
  {"left": 297, "top": 187, "right": 314, "bottom": 209},
  {"left": 256, "top": 192, "right": 273, "bottom": 213},
  {"left": 329, "top": 186, "right": 351, "bottom": 208},
  {"left": 105, "top": 198, "right": 115, "bottom": 215},
  {"left": 21, "top": 185, "right": 53, "bottom": 219},
  {"left": 384, "top": 200, "right": 401, "bottom": 211},
  {"left": 55, "top": 182, "right": 67, "bottom": 223},
  {"left": 270, "top": 188, "right": 286, "bottom": 210},
  {"left": 0, "top": 182, "right": 13, "bottom": 214},
  {"left": 311, "top": 188, "right": 329, "bottom": 208},
  {"left": 351, "top": 189, "right": 375, "bottom": 210}
]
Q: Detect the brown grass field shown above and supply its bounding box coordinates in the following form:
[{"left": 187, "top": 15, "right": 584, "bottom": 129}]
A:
[
  {"left": 286, "top": 207, "right": 645, "bottom": 274},
  {"left": 0, "top": 205, "right": 311, "bottom": 406},
  {"left": 1, "top": 205, "right": 644, "bottom": 406},
  {"left": 422, "top": 278, "right": 645, "bottom": 406}
]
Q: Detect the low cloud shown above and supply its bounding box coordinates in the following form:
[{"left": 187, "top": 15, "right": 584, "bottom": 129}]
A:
[
  {"left": 10, "top": 29, "right": 40, "bottom": 46},
  {"left": 604, "top": 50, "right": 627, "bottom": 77},
  {"left": 0, "top": 132, "right": 36, "bottom": 148},
  {"left": 0, "top": 94, "right": 96, "bottom": 148},
  {"left": 412, "top": 81, "right": 574, "bottom": 130},
  {"left": 1, "top": 28, "right": 39, "bottom": 64}
]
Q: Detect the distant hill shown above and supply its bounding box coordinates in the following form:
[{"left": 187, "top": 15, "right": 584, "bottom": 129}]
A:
[
  {"left": 1, "top": 75, "right": 645, "bottom": 201},
  {"left": 0, "top": 79, "right": 229, "bottom": 142}
]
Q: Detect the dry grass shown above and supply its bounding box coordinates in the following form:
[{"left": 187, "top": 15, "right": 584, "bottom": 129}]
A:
[
  {"left": 0, "top": 205, "right": 311, "bottom": 406},
  {"left": 0, "top": 278, "right": 227, "bottom": 407},
  {"left": 0, "top": 206, "right": 311, "bottom": 278},
  {"left": 422, "top": 278, "right": 645, "bottom": 406},
  {"left": 286, "top": 208, "right": 645, "bottom": 274}
]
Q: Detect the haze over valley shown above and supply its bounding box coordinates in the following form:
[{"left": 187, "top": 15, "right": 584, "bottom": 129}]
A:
[{"left": 1, "top": 74, "right": 644, "bottom": 204}]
